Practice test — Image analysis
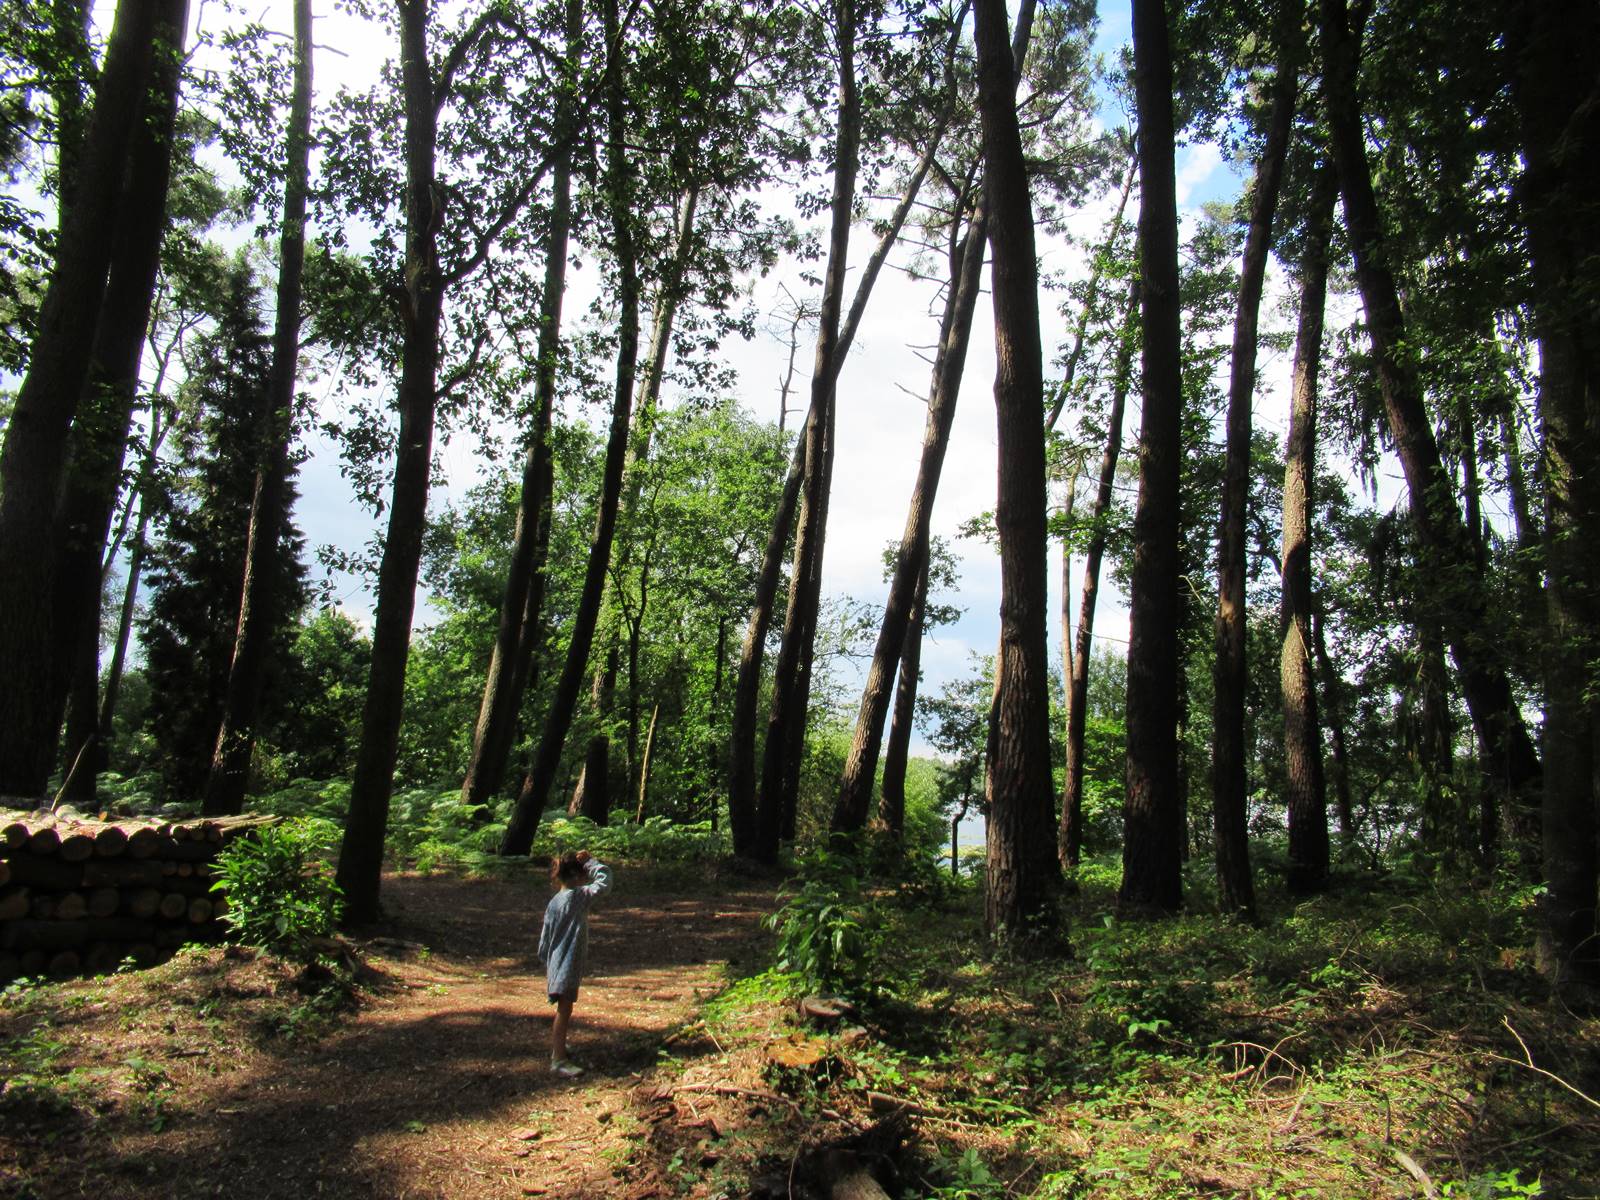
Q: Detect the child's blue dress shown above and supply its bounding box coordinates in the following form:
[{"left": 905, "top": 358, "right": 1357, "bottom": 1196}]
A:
[{"left": 537, "top": 860, "right": 612, "bottom": 1000}]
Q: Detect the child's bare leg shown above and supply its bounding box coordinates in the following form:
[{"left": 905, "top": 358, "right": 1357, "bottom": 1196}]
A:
[{"left": 551, "top": 996, "right": 575, "bottom": 1063}]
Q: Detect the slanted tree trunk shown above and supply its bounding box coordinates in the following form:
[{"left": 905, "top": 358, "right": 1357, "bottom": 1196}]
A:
[
  {"left": 45, "top": 0, "right": 94, "bottom": 220},
  {"left": 1280, "top": 162, "right": 1335, "bottom": 893},
  {"left": 1321, "top": 0, "right": 1541, "bottom": 822},
  {"left": 972, "top": 0, "right": 1057, "bottom": 936},
  {"left": 1060, "top": 277, "right": 1138, "bottom": 868},
  {"left": 0, "top": 0, "right": 164, "bottom": 796},
  {"left": 877, "top": 554, "right": 929, "bottom": 839},
  {"left": 575, "top": 185, "right": 699, "bottom": 820},
  {"left": 729, "top": 439, "right": 805, "bottom": 856},
  {"left": 458, "top": 0, "right": 583, "bottom": 813},
  {"left": 1508, "top": 0, "right": 1600, "bottom": 987},
  {"left": 336, "top": 0, "right": 450, "bottom": 923},
  {"left": 729, "top": 54, "right": 946, "bottom": 858},
  {"left": 635, "top": 702, "right": 660, "bottom": 823},
  {"left": 1213, "top": 14, "right": 1299, "bottom": 916},
  {"left": 52, "top": 0, "right": 188, "bottom": 806},
  {"left": 205, "top": 0, "right": 314, "bottom": 816},
  {"left": 1119, "top": 0, "right": 1187, "bottom": 915},
  {"left": 833, "top": 196, "right": 988, "bottom": 833},
  {"left": 502, "top": 0, "right": 641, "bottom": 856},
  {"left": 1044, "top": 149, "right": 1136, "bottom": 433},
  {"left": 750, "top": 0, "right": 861, "bottom": 864},
  {"left": 98, "top": 393, "right": 174, "bottom": 757}
]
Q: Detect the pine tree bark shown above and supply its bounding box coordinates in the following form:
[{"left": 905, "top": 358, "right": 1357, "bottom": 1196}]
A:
[
  {"left": 1281, "top": 163, "right": 1335, "bottom": 893},
  {"left": 973, "top": 0, "right": 1058, "bottom": 936},
  {"left": 833, "top": 198, "right": 987, "bottom": 833},
  {"left": 0, "top": 0, "right": 163, "bottom": 796},
  {"left": 51, "top": 0, "right": 188, "bottom": 804},
  {"left": 1508, "top": 0, "right": 1600, "bottom": 987},
  {"left": 1320, "top": 0, "right": 1541, "bottom": 820},
  {"left": 204, "top": 0, "right": 314, "bottom": 816},
  {"left": 1119, "top": 0, "right": 1187, "bottom": 915},
  {"left": 501, "top": 0, "right": 641, "bottom": 856},
  {"left": 456, "top": 0, "right": 582, "bottom": 815},
  {"left": 336, "top": 0, "right": 449, "bottom": 922},
  {"left": 1213, "top": 15, "right": 1299, "bottom": 916},
  {"left": 1060, "top": 278, "right": 1138, "bottom": 868}
]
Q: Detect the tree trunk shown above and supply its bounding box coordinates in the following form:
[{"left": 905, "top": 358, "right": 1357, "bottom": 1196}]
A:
[
  {"left": 1414, "top": 616, "right": 1458, "bottom": 855},
  {"left": 1280, "top": 163, "right": 1335, "bottom": 894},
  {"left": 501, "top": 0, "right": 641, "bottom": 856},
  {"left": 1508, "top": 0, "right": 1600, "bottom": 987},
  {"left": 634, "top": 702, "right": 660, "bottom": 823},
  {"left": 973, "top": 0, "right": 1058, "bottom": 937},
  {"left": 336, "top": 0, "right": 448, "bottom": 923},
  {"left": 1044, "top": 148, "right": 1136, "bottom": 434},
  {"left": 1119, "top": 0, "right": 1187, "bottom": 915},
  {"left": 1060, "top": 277, "right": 1139, "bottom": 869},
  {"left": 204, "top": 0, "right": 313, "bottom": 816},
  {"left": 51, "top": 0, "right": 189, "bottom": 806},
  {"left": 1321, "top": 0, "right": 1541, "bottom": 817},
  {"left": 98, "top": 406, "right": 166, "bottom": 754},
  {"left": 46, "top": 0, "right": 94, "bottom": 221},
  {"left": 750, "top": 0, "right": 861, "bottom": 864},
  {"left": 1213, "top": 14, "right": 1299, "bottom": 916},
  {"left": 574, "top": 185, "right": 699, "bottom": 822},
  {"left": 1060, "top": 471, "right": 1076, "bottom": 684},
  {"left": 570, "top": 643, "right": 618, "bottom": 826},
  {"left": 0, "top": 0, "right": 163, "bottom": 796},
  {"left": 458, "top": 0, "right": 582, "bottom": 813},
  {"left": 1311, "top": 602, "right": 1355, "bottom": 843},
  {"left": 728, "top": 38, "right": 945, "bottom": 857},
  {"left": 728, "top": 438, "right": 805, "bottom": 856},
  {"left": 877, "top": 554, "right": 928, "bottom": 840},
  {"left": 833, "top": 197, "right": 988, "bottom": 833}
]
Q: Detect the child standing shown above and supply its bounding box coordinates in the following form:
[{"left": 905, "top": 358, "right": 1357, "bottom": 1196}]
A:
[{"left": 537, "top": 849, "right": 612, "bottom": 1077}]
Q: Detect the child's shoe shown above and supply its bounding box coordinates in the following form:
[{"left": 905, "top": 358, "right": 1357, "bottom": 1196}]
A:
[{"left": 551, "top": 1059, "right": 584, "bottom": 1078}]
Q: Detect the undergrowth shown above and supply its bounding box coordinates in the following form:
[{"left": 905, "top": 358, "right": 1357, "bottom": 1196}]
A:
[{"left": 669, "top": 852, "right": 1598, "bottom": 1200}]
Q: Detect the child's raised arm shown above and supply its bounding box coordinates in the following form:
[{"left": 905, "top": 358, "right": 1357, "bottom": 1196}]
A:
[{"left": 580, "top": 857, "right": 612, "bottom": 900}]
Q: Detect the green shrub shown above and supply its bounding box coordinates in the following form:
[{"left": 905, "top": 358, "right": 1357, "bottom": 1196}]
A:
[
  {"left": 765, "top": 850, "right": 880, "bottom": 998},
  {"left": 211, "top": 818, "right": 343, "bottom": 958}
]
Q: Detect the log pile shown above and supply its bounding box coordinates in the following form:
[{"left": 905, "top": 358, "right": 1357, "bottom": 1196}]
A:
[{"left": 0, "top": 810, "right": 276, "bottom": 981}]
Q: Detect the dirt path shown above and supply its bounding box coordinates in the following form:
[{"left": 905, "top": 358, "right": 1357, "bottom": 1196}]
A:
[{"left": 61, "top": 869, "right": 777, "bottom": 1199}]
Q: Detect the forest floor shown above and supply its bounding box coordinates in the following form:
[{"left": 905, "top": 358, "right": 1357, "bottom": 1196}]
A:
[
  {"left": 4, "top": 857, "right": 1600, "bottom": 1200},
  {"left": 0, "top": 865, "right": 781, "bottom": 1199}
]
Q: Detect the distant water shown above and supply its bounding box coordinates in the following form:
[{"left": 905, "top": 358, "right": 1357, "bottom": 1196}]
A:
[{"left": 956, "top": 809, "right": 985, "bottom": 848}]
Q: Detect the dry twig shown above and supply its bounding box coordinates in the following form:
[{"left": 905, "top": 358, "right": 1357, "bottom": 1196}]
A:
[{"left": 1489, "top": 1018, "right": 1600, "bottom": 1112}]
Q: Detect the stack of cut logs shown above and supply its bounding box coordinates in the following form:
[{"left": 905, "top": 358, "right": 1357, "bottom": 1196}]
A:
[{"left": 0, "top": 810, "right": 277, "bottom": 981}]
